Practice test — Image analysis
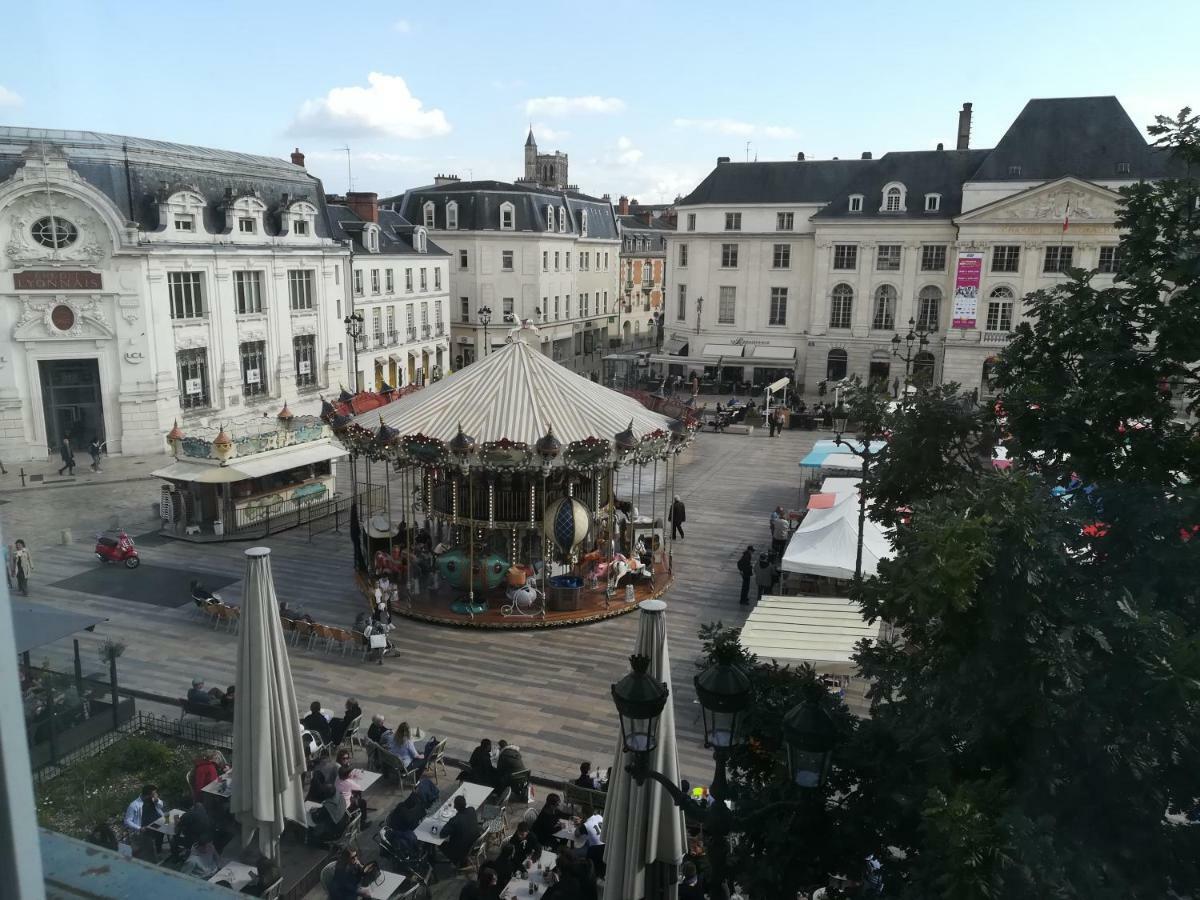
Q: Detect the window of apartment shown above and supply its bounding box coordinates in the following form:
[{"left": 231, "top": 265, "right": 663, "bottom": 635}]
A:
[
  {"left": 717, "top": 286, "right": 736, "bottom": 324},
  {"left": 920, "top": 244, "right": 947, "bottom": 272},
  {"left": 849, "top": 195, "right": 863, "bottom": 213},
  {"left": 1097, "top": 245, "right": 1123, "bottom": 274},
  {"left": 772, "top": 244, "right": 791, "bottom": 269},
  {"left": 558, "top": 207, "right": 567, "bottom": 233},
  {"left": 1007, "top": 165, "right": 1023, "bottom": 177},
  {"left": 168, "top": 271, "right": 204, "bottom": 319},
  {"left": 500, "top": 250, "right": 513, "bottom": 271},
  {"left": 554, "top": 296, "right": 560, "bottom": 320},
  {"left": 602, "top": 291, "right": 608, "bottom": 314},
  {"left": 371, "top": 269, "right": 380, "bottom": 293},
  {"left": 917, "top": 285, "right": 941, "bottom": 331},
  {"left": 177, "top": 348, "right": 210, "bottom": 410},
  {"left": 385, "top": 269, "right": 395, "bottom": 293},
  {"left": 542, "top": 251, "right": 548, "bottom": 272},
  {"left": 420, "top": 302, "right": 429, "bottom": 332},
  {"left": 872, "top": 285, "right": 897, "bottom": 330},
  {"left": 642, "top": 261, "right": 653, "bottom": 286},
  {"left": 293, "top": 219, "right": 309, "bottom": 236},
  {"left": 434, "top": 303, "right": 443, "bottom": 332},
  {"left": 580, "top": 210, "right": 588, "bottom": 236},
  {"left": 387, "top": 306, "right": 396, "bottom": 339},
  {"left": 565, "top": 252, "right": 571, "bottom": 270},
  {"left": 677, "top": 284, "right": 687, "bottom": 321},
  {"left": 832, "top": 244, "right": 858, "bottom": 270},
  {"left": 581, "top": 293, "right": 589, "bottom": 316},
  {"left": 876, "top": 244, "right": 902, "bottom": 271},
  {"left": 992, "top": 244, "right": 1021, "bottom": 273},
  {"left": 500, "top": 202, "right": 515, "bottom": 230},
  {"left": 986, "top": 286, "right": 1015, "bottom": 331},
  {"left": 686, "top": 213, "right": 696, "bottom": 231},
  {"left": 423, "top": 202, "right": 435, "bottom": 228},
  {"left": 404, "top": 268, "right": 413, "bottom": 292},
  {"left": 720, "top": 243, "right": 739, "bottom": 268},
  {"left": 724, "top": 212, "right": 741, "bottom": 231},
  {"left": 565, "top": 295, "right": 572, "bottom": 317},
  {"left": 446, "top": 202, "right": 458, "bottom": 230},
  {"left": 925, "top": 193, "right": 941, "bottom": 212},
  {"left": 883, "top": 185, "right": 905, "bottom": 212},
  {"left": 240, "top": 340, "right": 267, "bottom": 397},
  {"left": 238, "top": 217, "right": 256, "bottom": 234},
  {"left": 353, "top": 269, "right": 363, "bottom": 296},
  {"left": 420, "top": 268, "right": 427, "bottom": 291},
  {"left": 830, "top": 283, "right": 853, "bottom": 329},
  {"left": 372, "top": 308, "right": 383, "bottom": 342},
  {"left": 678, "top": 243, "right": 688, "bottom": 267},
  {"left": 460, "top": 297, "right": 469, "bottom": 322},
  {"left": 407, "top": 304, "right": 416, "bottom": 336},
  {"left": 233, "top": 270, "right": 263, "bottom": 314},
  {"left": 174, "top": 215, "right": 194, "bottom": 232},
  {"left": 288, "top": 269, "right": 314, "bottom": 310},
  {"left": 769, "top": 287, "right": 788, "bottom": 326},
  {"left": 1044, "top": 245, "right": 1074, "bottom": 273},
  {"left": 458, "top": 250, "right": 468, "bottom": 270},
  {"left": 776, "top": 212, "right": 794, "bottom": 231},
  {"left": 554, "top": 251, "right": 560, "bottom": 270},
  {"left": 502, "top": 297, "right": 514, "bottom": 321},
  {"left": 293, "top": 335, "right": 317, "bottom": 388},
  {"left": 604, "top": 252, "right": 609, "bottom": 269},
  {"left": 434, "top": 268, "right": 441, "bottom": 290}
]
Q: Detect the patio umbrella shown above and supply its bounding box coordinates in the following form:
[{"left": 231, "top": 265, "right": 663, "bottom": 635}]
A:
[
  {"left": 230, "top": 546, "right": 308, "bottom": 860},
  {"left": 603, "top": 599, "right": 687, "bottom": 900}
]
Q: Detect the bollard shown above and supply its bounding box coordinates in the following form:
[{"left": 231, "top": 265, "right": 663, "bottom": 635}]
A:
[
  {"left": 60, "top": 529, "right": 72, "bottom": 545},
  {"left": 20, "top": 467, "right": 26, "bottom": 487}
]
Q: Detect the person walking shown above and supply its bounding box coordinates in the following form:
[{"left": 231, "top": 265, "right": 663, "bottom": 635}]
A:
[
  {"left": 773, "top": 407, "right": 785, "bottom": 437},
  {"left": 737, "top": 545, "right": 754, "bottom": 605},
  {"left": 88, "top": 437, "right": 103, "bottom": 473},
  {"left": 12, "top": 539, "right": 32, "bottom": 596},
  {"left": 57, "top": 436, "right": 76, "bottom": 476},
  {"left": 754, "top": 552, "right": 777, "bottom": 601},
  {"left": 669, "top": 495, "right": 686, "bottom": 540},
  {"left": 767, "top": 411, "right": 777, "bottom": 438},
  {"left": 771, "top": 513, "right": 791, "bottom": 560}
]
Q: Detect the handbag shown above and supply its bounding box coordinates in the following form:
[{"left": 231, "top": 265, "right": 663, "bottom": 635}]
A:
[{"left": 368, "top": 633, "right": 388, "bottom": 650}]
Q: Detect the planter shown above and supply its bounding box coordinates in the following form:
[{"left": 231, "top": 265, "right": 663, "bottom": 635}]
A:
[{"left": 546, "top": 575, "right": 583, "bottom": 612}]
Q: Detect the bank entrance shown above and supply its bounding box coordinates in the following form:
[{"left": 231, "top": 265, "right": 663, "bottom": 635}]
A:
[{"left": 39, "top": 358, "right": 104, "bottom": 454}]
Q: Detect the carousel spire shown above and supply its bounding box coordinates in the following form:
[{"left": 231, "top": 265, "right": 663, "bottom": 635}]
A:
[
  {"left": 535, "top": 423, "right": 562, "bottom": 460},
  {"left": 338, "top": 385, "right": 354, "bottom": 404},
  {"left": 448, "top": 422, "right": 477, "bottom": 457},
  {"left": 614, "top": 418, "right": 639, "bottom": 454},
  {"left": 375, "top": 413, "right": 400, "bottom": 445},
  {"left": 319, "top": 396, "right": 335, "bottom": 420},
  {"left": 276, "top": 401, "right": 295, "bottom": 424}
]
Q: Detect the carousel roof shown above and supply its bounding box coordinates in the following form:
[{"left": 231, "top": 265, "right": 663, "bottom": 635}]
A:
[{"left": 346, "top": 332, "right": 677, "bottom": 446}]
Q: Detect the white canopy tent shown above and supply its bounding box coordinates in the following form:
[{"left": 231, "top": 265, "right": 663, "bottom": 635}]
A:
[
  {"left": 820, "top": 453, "right": 867, "bottom": 472},
  {"left": 782, "top": 478, "right": 892, "bottom": 580},
  {"left": 739, "top": 595, "right": 880, "bottom": 675}
]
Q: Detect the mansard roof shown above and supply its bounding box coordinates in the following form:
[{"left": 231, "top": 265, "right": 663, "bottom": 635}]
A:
[
  {"left": 678, "top": 159, "right": 870, "bottom": 206},
  {"left": 813, "top": 149, "right": 990, "bottom": 220},
  {"left": 326, "top": 204, "right": 448, "bottom": 257}
]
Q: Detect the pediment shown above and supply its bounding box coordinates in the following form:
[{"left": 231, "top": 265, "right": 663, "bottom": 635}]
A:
[
  {"left": 957, "top": 177, "right": 1120, "bottom": 225},
  {"left": 11, "top": 294, "right": 116, "bottom": 342}
]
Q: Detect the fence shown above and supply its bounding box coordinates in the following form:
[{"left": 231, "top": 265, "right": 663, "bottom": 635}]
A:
[{"left": 229, "top": 484, "right": 384, "bottom": 539}]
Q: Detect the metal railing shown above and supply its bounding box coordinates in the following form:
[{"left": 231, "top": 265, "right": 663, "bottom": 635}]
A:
[{"left": 228, "top": 484, "right": 383, "bottom": 539}]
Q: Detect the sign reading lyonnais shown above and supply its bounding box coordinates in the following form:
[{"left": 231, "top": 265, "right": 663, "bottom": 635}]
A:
[{"left": 13, "top": 270, "right": 102, "bottom": 290}]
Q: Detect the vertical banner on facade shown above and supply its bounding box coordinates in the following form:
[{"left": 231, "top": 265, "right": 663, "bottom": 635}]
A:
[{"left": 952, "top": 252, "right": 984, "bottom": 329}]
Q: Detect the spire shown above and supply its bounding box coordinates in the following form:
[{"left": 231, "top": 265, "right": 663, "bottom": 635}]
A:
[{"left": 525, "top": 126, "right": 536, "bottom": 148}]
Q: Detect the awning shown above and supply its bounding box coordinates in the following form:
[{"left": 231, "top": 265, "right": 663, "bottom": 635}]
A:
[
  {"left": 152, "top": 442, "right": 346, "bottom": 484},
  {"left": 739, "top": 595, "right": 880, "bottom": 673},
  {"left": 663, "top": 337, "right": 688, "bottom": 355},
  {"left": 748, "top": 345, "right": 797, "bottom": 362},
  {"left": 807, "top": 493, "right": 836, "bottom": 510},
  {"left": 701, "top": 343, "right": 744, "bottom": 358},
  {"left": 13, "top": 603, "right": 106, "bottom": 654},
  {"left": 821, "top": 453, "right": 865, "bottom": 472}
]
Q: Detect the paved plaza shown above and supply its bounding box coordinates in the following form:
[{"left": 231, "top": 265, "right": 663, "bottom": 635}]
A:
[{"left": 2, "top": 420, "right": 823, "bottom": 786}]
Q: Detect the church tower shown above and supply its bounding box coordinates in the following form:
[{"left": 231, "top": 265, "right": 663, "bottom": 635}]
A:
[{"left": 524, "top": 127, "right": 537, "bottom": 182}]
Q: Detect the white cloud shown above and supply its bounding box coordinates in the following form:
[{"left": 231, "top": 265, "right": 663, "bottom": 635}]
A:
[
  {"left": 392, "top": 19, "right": 412, "bottom": 33},
  {"left": 531, "top": 123, "right": 570, "bottom": 142},
  {"left": 289, "top": 73, "right": 450, "bottom": 140},
  {"left": 613, "top": 136, "right": 643, "bottom": 166},
  {"left": 524, "top": 95, "right": 625, "bottom": 116},
  {"left": 0, "top": 85, "right": 22, "bottom": 108},
  {"left": 673, "top": 117, "right": 796, "bottom": 139}
]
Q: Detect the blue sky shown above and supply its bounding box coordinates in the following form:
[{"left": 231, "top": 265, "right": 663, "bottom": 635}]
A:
[{"left": 1, "top": 0, "right": 1197, "bottom": 202}]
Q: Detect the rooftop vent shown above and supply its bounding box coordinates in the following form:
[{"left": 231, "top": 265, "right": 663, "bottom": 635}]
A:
[
  {"left": 717, "top": 156, "right": 731, "bottom": 165},
  {"left": 861, "top": 152, "right": 872, "bottom": 160},
  {"left": 936, "top": 142, "right": 944, "bottom": 151},
  {"left": 797, "top": 152, "right": 806, "bottom": 161}
]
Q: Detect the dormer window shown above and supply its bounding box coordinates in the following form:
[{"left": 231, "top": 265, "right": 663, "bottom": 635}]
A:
[
  {"left": 363, "top": 224, "right": 380, "bottom": 253},
  {"left": 580, "top": 209, "right": 588, "bottom": 237},
  {"left": 161, "top": 189, "right": 207, "bottom": 237},
  {"left": 924, "top": 193, "right": 941, "bottom": 212},
  {"left": 546, "top": 205, "right": 554, "bottom": 230},
  {"left": 175, "top": 215, "right": 194, "bottom": 232},
  {"left": 293, "top": 219, "right": 309, "bottom": 235},
  {"left": 848, "top": 194, "right": 863, "bottom": 213},
  {"left": 881, "top": 183, "right": 906, "bottom": 213},
  {"left": 285, "top": 200, "right": 318, "bottom": 239},
  {"left": 446, "top": 201, "right": 458, "bottom": 230},
  {"left": 500, "top": 202, "right": 515, "bottom": 230},
  {"left": 1007, "top": 165, "right": 1023, "bottom": 177},
  {"left": 423, "top": 201, "right": 435, "bottom": 229},
  {"left": 1116, "top": 161, "right": 1131, "bottom": 175},
  {"left": 226, "top": 194, "right": 267, "bottom": 236},
  {"left": 557, "top": 207, "right": 566, "bottom": 233},
  {"left": 414, "top": 227, "right": 428, "bottom": 253},
  {"left": 239, "top": 217, "right": 256, "bottom": 233}
]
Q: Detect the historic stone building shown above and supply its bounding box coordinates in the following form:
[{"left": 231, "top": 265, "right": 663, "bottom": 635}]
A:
[
  {"left": 616, "top": 197, "right": 672, "bottom": 350},
  {"left": 522, "top": 128, "right": 569, "bottom": 190},
  {"left": 0, "top": 130, "right": 348, "bottom": 460},
  {"left": 666, "top": 97, "right": 1180, "bottom": 396}
]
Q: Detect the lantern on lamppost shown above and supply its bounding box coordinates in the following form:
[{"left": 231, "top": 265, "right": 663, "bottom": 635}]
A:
[
  {"left": 610, "top": 653, "right": 669, "bottom": 758},
  {"left": 782, "top": 699, "right": 836, "bottom": 789}
]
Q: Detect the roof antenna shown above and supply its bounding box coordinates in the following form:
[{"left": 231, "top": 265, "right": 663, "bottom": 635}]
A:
[
  {"left": 745, "top": 141, "right": 751, "bottom": 162},
  {"left": 334, "top": 145, "right": 352, "bottom": 192}
]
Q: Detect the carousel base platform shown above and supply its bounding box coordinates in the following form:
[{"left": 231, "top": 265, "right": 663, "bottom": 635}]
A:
[{"left": 360, "top": 571, "right": 673, "bottom": 630}]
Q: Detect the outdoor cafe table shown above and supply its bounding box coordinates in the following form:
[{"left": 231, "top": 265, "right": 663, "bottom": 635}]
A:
[
  {"left": 209, "top": 767, "right": 381, "bottom": 802},
  {"left": 414, "top": 781, "right": 494, "bottom": 845},
  {"left": 207, "top": 861, "right": 258, "bottom": 891},
  {"left": 362, "top": 870, "right": 408, "bottom": 900},
  {"left": 146, "top": 809, "right": 186, "bottom": 837},
  {"left": 501, "top": 849, "right": 559, "bottom": 898},
  {"left": 553, "top": 824, "right": 584, "bottom": 848}
]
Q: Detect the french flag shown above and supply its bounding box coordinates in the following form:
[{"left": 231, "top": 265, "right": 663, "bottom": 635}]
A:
[{"left": 1062, "top": 197, "right": 1071, "bottom": 233}]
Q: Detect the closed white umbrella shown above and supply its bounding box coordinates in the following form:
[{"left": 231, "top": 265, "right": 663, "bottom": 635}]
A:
[
  {"left": 603, "top": 599, "right": 687, "bottom": 900},
  {"left": 230, "top": 547, "right": 308, "bottom": 860}
]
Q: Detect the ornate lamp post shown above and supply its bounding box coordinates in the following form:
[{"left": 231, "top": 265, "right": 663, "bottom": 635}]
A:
[
  {"left": 343, "top": 312, "right": 364, "bottom": 391},
  {"left": 890, "top": 316, "right": 931, "bottom": 396},
  {"left": 477, "top": 305, "right": 492, "bottom": 358}
]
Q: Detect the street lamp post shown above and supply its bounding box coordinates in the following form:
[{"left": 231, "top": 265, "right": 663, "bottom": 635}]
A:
[
  {"left": 477, "top": 305, "right": 492, "bottom": 359},
  {"left": 611, "top": 655, "right": 834, "bottom": 900},
  {"left": 832, "top": 414, "right": 886, "bottom": 582},
  {"left": 890, "top": 316, "right": 931, "bottom": 397},
  {"left": 343, "top": 312, "right": 364, "bottom": 391}
]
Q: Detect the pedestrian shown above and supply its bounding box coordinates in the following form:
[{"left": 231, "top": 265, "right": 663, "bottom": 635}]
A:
[
  {"left": 892, "top": 376, "right": 900, "bottom": 399},
  {"left": 669, "top": 495, "right": 686, "bottom": 540},
  {"left": 57, "top": 436, "right": 76, "bottom": 476},
  {"left": 12, "top": 539, "right": 32, "bottom": 596},
  {"left": 767, "top": 410, "right": 777, "bottom": 438},
  {"left": 771, "top": 512, "right": 791, "bottom": 559},
  {"left": 754, "top": 552, "right": 776, "bottom": 600},
  {"left": 88, "top": 436, "right": 103, "bottom": 473},
  {"left": 737, "top": 545, "right": 754, "bottom": 605},
  {"left": 773, "top": 407, "right": 785, "bottom": 436}
]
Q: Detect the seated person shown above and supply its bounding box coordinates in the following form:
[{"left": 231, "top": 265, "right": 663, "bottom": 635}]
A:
[
  {"left": 464, "top": 738, "right": 498, "bottom": 787},
  {"left": 279, "top": 599, "right": 314, "bottom": 624},
  {"left": 572, "top": 805, "right": 605, "bottom": 867},
  {"left": 573, "top": 762, "right": 600, "bottom": 790},
  {"left": 335, "top": 764, "right": 370, "bottom": 826},
  {"left": 384, "top": 793, "right": 424, "bottom": 857},
  {"left": 219, "top": 685, "right": 235, "bottom": 708},
  {"left": 327, "top": 847, "right": 373, "bottom": 900},
  {"left": 180, "top": 838, "right": 220, "bottom": 879},
  {"left": 440, "top": 795, "right": 482, "bottom": 867},
  {"left": 414, "top": 767, "right": 440, "bottom": 812},
  {"left": 390, "top": 722, "right": 425, "bottom": 774},
  {"left": 531, "top": 792, "right": 566, "bottom": 846},
  {"left": 301, "top": 700, "right": 332, "bottom": 744},
  {"left": 506, "top": 820, "right": 541, "bottom": 864},
  {"left": 191, "top": 750, "right": 225, "bottom": 800},
  {"left": 187, "top": 678, "right": 217, "bottom": 706},
  {"left": 496, "top": 740, "right": 525, "bottom": 789},
  {"left": 123, "top": 784, "right": 165, "bottom": 860},
  {"left": 329, "top": 697, "right": 362, "bottom": 746},
  {"left": 240, "top": 855, "right": 280, "bottom": 897},
  {"left": 678, "top": 860, "right": 705, "bottom": 900},
  {"left": 170, "top": 797, "right": 212, "bottom": 859},
  {"left": 367, "top": 713, "right": 389, "bottom": 745},
  {"left": 308, "top": 791, "right": 349, "bottom": 845},
  {"left": 307, "top": 753, "right": 340, "bottom": 802},
  {"left": 488, "top": 846, "right": 519, "bottom": 891},
  {"left": 458, "top": 867, "right": 500, "bottom": 900}
]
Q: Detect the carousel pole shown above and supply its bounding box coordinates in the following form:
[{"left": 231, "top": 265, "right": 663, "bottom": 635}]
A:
[{"left": 468, "top": 472, "right": 476, "bottom": 618}]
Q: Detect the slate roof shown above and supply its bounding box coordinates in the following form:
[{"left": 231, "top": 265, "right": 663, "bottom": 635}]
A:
[
  {"left": 813, "top": 149, "right": 990, "bottom": 220},
  {"left": 0, "top": 126, "right": 334, "bottom": 237},
  {"left": 327, "top": 204, "right": 449, "bottom": 256},
  {"left": 383, "top": 180, "right": 620, "bottom": 240},
  {"left": 678, "top": 159, "right": 870, "bottom": 206},
  {"left": 969, "top": 97, "right": 1184, "bottom": 182}
]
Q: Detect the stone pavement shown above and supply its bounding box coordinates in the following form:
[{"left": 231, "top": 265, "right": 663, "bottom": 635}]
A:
[{"left": 5, "top": 422, "right": 825, "bottom": 788}]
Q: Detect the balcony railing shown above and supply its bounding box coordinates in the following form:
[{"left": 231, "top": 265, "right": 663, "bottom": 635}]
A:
[
  {"left": 421, "top": 325, "right": 432, "bottom": 338},
  {"left": 386, "top": 330, "right": 399, "bottom": 346},
  {"left": 372, "top": 333, "right": 385, "bottom": 348},
  {"left": 407, "top": 328, "right": 417, "bottom": 342},
  {"left": 982, "top": 330, "right": 1013, "bottom": 345}
]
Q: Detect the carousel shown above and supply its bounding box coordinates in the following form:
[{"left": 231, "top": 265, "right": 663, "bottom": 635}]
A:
[{"left": 323, "top": 322, "right": 697, "bottom": 628}]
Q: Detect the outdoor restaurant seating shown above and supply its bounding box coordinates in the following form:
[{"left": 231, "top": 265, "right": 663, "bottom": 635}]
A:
[
  {"left": 363, "top": 737, "right": 420, "bottom": 788},
  {"left": 562, "top": 781, "right": 606, "bottom": 816}
]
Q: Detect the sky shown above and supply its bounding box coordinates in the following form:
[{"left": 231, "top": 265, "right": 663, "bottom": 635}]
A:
[{"left": 1, "top": 0, "right": 1197, "bottom": 204}]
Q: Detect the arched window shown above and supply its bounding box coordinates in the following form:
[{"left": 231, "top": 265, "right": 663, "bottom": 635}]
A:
[
  {"left": 830, "top": 283, "right": 853, "bottom": 329},
  {"left": 913, "top": 350, "right": 936, "bottom": 386},
  {"left": 580, "top": 209, "right": 588, "bottom": 236},
  {"left": 499, "top": 201, "right": 515, "bottom": 230},
  {"left": 546, "top": 204, "right": 554, "bottom": 230},
  {"left": 881, "top": 183, "right": 906, "bottom": 212},
  {"left": 558, "top": 206, "right": 567, "bottom": 233},
  {"left": 826, "top": 348, "right": 848, "bottom": 380},
  {"left": 445, "top": 201, "right": 458, "bottom": 230},
  {"left": 917, "top": 285, "right": 941, "bottom": 332},
  {"left": 414, "top": 227, "right": 428, "bottom": 253},
  {"left": 422, "top": 201, "right": 435, "bottom": 229},
  {"left": 872, "top": 284, "right": 896, "bottom": 330},
  {"left": 985, "top": 286, "right": 1014, "bottom": 332}
]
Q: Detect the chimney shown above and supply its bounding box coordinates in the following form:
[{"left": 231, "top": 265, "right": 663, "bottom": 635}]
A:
[
  {"left": 345, "top": 191, "right": 379, "bottom": 224},
  {"left": 640, "top": 210, "right": 653, "bottom": 225},
  {"left": 290, "top": 147, "right": 306, "bottom": 167},
  {"left": 602, "top": 193, "right": 611, "bottom": 201},
  {"left": 717, "top": 156, "right": 730, "bottom": 165},
  {"left": 796, "top": 152, "right": 806, "bottom": 161},
  {"left": 618, "top": 195, "right": 630, "bottom": 215},
  {"left": 937, "top": 142, "right": 944, "bottom": 151},
  {"left": 861, "top": 152, "right": 872, "bottom": 160},
  {"left": 957, "top": 102, "right": 973, "bottom": 150},
  {"left": 433, "top": 173, "right": 460, "bottom": 186}
]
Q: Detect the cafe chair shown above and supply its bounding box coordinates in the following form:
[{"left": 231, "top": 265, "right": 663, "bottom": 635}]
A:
[
  {"left": 481, "top": 786, "right": 511, "bottom": 825},
  {"left": 427, "top": 739, "right": 448, "bottom": 782},
  {"left": 260, "top": 877, "right": 283, "bottom": 900},
  {"left": 339, "top": 714, "right": 363, "bottom": 760},
  {"left": 319, "top": 861, "right": 337, "bottom": 893},
  {"left": 396, "top": 873, "right": 431, "bottom": 900}
]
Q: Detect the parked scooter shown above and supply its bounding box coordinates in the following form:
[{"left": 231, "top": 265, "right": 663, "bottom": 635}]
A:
[{"left": 95, "top": 531, "right": 140, "bottom": 568}]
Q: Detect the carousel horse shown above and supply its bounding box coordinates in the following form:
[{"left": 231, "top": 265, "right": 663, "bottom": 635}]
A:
[{"left": 373, "top": 548, "right": 406, "bottom": 578}]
